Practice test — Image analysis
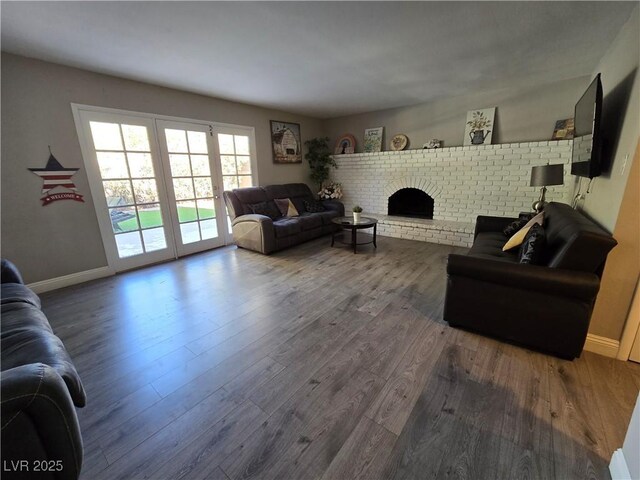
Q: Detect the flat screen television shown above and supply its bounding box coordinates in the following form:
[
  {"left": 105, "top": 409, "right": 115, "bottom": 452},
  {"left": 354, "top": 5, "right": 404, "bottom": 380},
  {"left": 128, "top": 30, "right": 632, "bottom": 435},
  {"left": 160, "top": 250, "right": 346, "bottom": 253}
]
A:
[{"left": 571, "top": 73, "right": 603, "bottom": 178}]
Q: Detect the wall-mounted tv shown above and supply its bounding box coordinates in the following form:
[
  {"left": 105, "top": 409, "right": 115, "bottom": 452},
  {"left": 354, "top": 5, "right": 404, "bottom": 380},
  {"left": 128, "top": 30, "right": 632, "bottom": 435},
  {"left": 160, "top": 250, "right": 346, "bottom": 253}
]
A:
[{"left": 571, "top": 73, "right": 603, "bottom": 178}]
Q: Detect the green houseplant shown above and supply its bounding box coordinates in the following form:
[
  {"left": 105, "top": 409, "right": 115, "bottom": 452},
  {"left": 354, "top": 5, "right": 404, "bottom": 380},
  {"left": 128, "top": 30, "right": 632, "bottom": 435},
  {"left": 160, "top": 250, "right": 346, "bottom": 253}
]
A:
[
  {"left": 352, "top": 205, "right": 363, "bottom": 223},
  {"left": 305, "top": 137, "right": 337, "bottom": 192}
]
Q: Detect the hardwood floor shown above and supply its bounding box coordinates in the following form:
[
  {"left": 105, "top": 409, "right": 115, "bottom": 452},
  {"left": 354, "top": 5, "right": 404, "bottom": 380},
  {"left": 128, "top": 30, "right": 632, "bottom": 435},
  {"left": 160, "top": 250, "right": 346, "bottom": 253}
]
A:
[{"left": 40, "top": 236, "right": 640, "bottom": 480}]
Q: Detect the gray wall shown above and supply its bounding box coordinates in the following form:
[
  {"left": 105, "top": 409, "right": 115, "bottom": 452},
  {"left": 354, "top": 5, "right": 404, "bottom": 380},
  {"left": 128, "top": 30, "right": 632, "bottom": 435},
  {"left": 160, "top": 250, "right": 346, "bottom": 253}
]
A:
[
  {"left": 1, "top": 53, "right": 323, "bottom": 283},
  {"left": 322, "top": 76, "right": 591, "bottom": 151}
]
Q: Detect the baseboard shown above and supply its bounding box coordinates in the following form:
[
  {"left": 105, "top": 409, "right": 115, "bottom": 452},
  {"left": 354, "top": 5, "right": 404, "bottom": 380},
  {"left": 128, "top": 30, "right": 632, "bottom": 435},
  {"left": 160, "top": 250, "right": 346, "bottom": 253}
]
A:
[
  {"left": 27, "top": 266, "right": 114, "bottom": 294},
  {"left": 584, "top": 333, "right": 620, "bottom": 358},
  {"left": 609, "top": 449, "right": 631, "bottom": 480}
]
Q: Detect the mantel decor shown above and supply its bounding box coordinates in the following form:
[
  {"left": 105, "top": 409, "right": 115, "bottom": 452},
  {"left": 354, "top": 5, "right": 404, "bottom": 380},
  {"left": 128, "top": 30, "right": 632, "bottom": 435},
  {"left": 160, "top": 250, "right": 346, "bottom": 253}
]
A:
[
  {"left": 364, "top": 127, "right": 384, "bottom": 153},
  {"left": 464, "top": 108, "right": 495, "bottom": 146},
  {"left": 334, "top": 134, "right": 356, "bottom": 155},
  {"left": 271, "top": 120, "right": 302, "bottom": 164}
]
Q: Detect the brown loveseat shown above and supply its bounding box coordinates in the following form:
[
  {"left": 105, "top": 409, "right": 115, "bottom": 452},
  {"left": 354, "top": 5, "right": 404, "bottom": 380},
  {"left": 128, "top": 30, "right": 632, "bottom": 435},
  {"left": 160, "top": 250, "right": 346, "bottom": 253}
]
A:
[{"left": 223, "top": 183, "right": 344, "bottom": 254}]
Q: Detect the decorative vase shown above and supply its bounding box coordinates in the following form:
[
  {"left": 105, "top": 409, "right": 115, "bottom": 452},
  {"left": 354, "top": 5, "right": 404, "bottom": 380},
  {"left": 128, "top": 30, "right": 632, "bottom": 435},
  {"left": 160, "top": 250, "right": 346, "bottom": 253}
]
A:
[
  {"left": 353, "top": 212, "right": 361, "bottom": 223},
  {"left": 470, "top": 129, "right": 490, "bottom": 145}
]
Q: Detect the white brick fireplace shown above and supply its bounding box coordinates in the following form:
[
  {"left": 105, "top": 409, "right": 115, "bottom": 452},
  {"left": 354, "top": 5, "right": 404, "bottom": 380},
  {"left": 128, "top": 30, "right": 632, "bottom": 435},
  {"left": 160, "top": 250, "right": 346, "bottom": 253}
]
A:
[{"left": 331, "top": 140, "right": 573, "bottom": 247}]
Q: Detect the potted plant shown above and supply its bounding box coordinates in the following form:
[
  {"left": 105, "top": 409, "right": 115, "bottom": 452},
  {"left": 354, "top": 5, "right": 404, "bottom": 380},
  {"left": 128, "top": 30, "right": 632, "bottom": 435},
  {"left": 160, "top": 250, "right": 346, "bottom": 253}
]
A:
[
  {"left": 304, "top": 137, "right": 337, "bottom": 192},
  {"left": 352, "top": 205, "right": 363, "bottom": 223}
]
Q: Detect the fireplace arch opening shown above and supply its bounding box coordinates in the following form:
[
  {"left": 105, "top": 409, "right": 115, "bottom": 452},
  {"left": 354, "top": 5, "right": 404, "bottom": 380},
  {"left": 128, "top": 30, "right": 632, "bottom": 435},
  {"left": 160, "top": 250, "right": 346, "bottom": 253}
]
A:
[{"left": 388, "top": 188, "right": 434, "bottom": 219}]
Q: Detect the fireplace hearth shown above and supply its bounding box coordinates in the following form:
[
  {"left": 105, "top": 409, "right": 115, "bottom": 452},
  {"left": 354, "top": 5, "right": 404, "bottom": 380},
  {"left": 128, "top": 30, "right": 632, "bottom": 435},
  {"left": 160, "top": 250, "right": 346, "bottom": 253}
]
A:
[{"left": 388, "top": 188, "right": 434, "bottom": 219}]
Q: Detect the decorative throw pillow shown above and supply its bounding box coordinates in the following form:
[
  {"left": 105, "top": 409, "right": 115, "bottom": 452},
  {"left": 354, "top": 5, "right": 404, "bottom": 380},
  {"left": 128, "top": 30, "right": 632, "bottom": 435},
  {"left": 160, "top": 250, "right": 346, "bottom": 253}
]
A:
[
  {"left": 503, "top": 218, "right": 529, "bottom": 237},
  {"left": 304, "top": 200, "right": 326, "bottom": 213},
  {"left": 518, "top": 223, "right": 546, "bottom": 264},
  {"left": 273, "top": 198, "right": 299, "bottom": 217},
  {"left": 502, "top": 212, "right": 544, "bottom": 251},
  {"left": 248, "top": 201, "right": 280, "bottom": 220}
]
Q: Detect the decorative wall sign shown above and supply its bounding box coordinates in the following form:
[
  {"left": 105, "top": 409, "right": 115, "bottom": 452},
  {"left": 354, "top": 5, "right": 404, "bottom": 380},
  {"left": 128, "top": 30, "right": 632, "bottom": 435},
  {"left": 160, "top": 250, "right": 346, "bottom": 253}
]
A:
[
  {"left": 29, "top": 148, "right": 84, "bottom": 205},
  {"left": 364, "top": 127, "right": 384, "bottom": 152},
  {"left": 390, "top": 134, "right": 409, "bottom": 151},
  {"left": 551, "top": 118, "right": 575, "bottom": 140},
  {"left": 464, "top": 108, "right": 495, "bottom": 146},
  {"left": 271, "top": 120, "right": 302, "bottom": 163},
  {"left": 334, "top": 134, "right": 356, "bottom": 155}
]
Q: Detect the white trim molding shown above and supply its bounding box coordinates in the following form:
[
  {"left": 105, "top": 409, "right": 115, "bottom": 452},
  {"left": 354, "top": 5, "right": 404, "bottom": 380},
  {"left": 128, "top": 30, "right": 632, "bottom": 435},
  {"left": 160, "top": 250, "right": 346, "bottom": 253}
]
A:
[
  {"left": 27, "top": 266, "right": 114, "bottom": 294},
  {"left": 584, "top": 333, "right": 620, "bottom": 358},
  {"left": 609, "top": 449, "right": 631, "bottom": 480}
]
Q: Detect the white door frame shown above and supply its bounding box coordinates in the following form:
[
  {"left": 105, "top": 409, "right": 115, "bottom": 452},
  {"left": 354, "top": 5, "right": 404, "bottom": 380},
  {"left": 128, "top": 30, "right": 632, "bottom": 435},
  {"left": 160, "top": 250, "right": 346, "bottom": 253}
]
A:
[{"left": 71, "top": 103, "right": 259, "bottom": 269}]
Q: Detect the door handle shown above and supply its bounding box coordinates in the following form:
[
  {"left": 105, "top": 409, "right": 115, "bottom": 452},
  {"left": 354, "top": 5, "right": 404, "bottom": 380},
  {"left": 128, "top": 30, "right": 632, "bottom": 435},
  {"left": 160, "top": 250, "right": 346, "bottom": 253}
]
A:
[{"left": 214, "top": 195, "right": 220, "bottom": 199}]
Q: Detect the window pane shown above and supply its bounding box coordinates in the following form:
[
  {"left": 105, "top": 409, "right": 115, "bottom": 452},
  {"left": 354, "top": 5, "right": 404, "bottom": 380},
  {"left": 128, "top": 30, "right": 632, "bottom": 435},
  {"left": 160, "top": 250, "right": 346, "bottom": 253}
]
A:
[
  {"left": 197, "top": 199, "right": 215, "bottom": 219},
  {"left": 236, "top": 156, "right": 251, "bottom": 174},
  {"left": 109, "top": 207, "right": 138, "bottom": 233},
  {"left": 221, "top": 156, "right": 236, "bottom": 175},
  {"left": 176, "top": 201, "right": 198, "bottom": 223},
  {"left": 180, "top": 222, "right": 200, "bottom": 244},
  {"left": 121, "top": 125, "right": 150, "bottom": 151},
  {"left": 132, "top": 179, "right": 159, "bottom": 204},
  {"left": 238, "top": 175, "right": 253, "bottom": 188},
  {"left": 128, "top": 153, "right": 155, "bottom": 178},
  {"left": 170, "top": 154, "right": 191, "bottom": 177},
  {"left": 223, "top": 176, "right": 238, "bottom": 191},
  {"left": 187, "top": 131, "right": 208, "bottom": 154},
  {"left": 103, "top": 180, "right": 134, "bottom": 206},
  {"left": 137, "top": 204, "right": 163, "bottom": 228},
  {"left": 194, "top": 177, "right": 213, "bottom": 198},
  {"left": 90, "top": 122, "right": 123, "bottom": 150},
  {"left": 173, "top": 178, "right": 194, "bottom": 200},
  {"left": 97, "top": 152, "right": 128, "bottom": 179},
  {"left": 165, "top": 129, "right": 188, "bottom": 153},
  {"left": 234, "top": 135, "right": 250, "bottom": 155},
  {"left": 200, "top": 220, "right": 218, "bottom": 240},
  {"left": 190, "top": 155, "right": 210, "bottom": 176},
  {"left": 115, "top": 231, "right": 144, "bottom": 257},
  {"left": 142, "top": 228, "right": 167, "bottom": 252},
  {"left": 218, "top": 134, "right": 235, "bottom": 154}
]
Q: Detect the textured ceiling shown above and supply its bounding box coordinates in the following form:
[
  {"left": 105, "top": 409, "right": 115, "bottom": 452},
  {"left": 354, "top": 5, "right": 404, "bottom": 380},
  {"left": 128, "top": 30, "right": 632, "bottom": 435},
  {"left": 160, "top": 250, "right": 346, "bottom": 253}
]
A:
[{"left": 1, "top": 1, "right": 635, "bottom": 118}]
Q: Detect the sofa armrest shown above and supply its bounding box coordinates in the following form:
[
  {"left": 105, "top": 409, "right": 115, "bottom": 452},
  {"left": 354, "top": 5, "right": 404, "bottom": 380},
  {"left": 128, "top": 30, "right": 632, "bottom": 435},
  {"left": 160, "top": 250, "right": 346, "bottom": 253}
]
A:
[
  {"left": 1, "top": 363, "right": 83, "bottom": 479},
  {"left": 1, "top": 259, "right": 24, "bottom": 285},
  {"left": 474, "top": 215, "right": 518, "bottom": 239},
  {"left": 321, "top": 200, "right": 345, "bottom": 216},
  {"left": 447, "top": 254, "right": 600, "bottom": 301},
  {"left": 230, "top": 214, "right": 276, "bottom": 254}
]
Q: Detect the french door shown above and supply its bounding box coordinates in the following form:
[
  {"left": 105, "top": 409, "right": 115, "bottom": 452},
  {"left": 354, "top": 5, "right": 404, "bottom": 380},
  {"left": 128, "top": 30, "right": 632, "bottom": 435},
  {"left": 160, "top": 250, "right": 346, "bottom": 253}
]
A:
[{"left": 73, "top": 106, "right": 256, "bottom": 272}]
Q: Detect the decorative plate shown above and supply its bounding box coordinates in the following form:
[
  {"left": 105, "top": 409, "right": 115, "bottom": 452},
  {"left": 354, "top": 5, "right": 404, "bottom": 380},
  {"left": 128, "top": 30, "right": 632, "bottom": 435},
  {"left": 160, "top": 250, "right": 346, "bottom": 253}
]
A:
[
  {"left": 334, "top": 134, "right": 356, "bottom": 155},
  {"left": 390, "top": 134, "right": 408, "bottom": 151}
]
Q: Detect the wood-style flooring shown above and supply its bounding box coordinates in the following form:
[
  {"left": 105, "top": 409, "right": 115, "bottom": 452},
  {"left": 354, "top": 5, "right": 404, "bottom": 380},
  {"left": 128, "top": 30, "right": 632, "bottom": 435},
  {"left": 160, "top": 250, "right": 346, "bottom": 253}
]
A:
[{"left": 40, "top": 235, "right": 640, "bottom": 480}]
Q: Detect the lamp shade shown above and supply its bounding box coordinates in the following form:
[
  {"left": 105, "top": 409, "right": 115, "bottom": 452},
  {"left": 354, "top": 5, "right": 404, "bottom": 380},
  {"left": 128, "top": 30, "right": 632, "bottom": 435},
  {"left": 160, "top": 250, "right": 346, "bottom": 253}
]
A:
[{"left": 530, "top": 164, "right": 564, "bottom": 187}]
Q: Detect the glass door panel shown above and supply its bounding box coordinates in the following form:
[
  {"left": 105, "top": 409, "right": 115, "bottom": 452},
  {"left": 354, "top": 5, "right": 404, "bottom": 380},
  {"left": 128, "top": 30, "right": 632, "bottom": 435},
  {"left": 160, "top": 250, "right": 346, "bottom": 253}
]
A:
[
  {"left": 74, "top": 110, "right": 176, "bottom": 272},
  {"left": 157, "top": 121, "right": 226, "bottom": 256}
]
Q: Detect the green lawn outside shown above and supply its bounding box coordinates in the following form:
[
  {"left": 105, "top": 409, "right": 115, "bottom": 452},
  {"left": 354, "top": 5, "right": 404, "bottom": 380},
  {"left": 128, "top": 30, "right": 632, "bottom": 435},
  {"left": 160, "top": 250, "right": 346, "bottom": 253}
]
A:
[{"left": 116, "top": 207, "right": 214, "bottom": 231}]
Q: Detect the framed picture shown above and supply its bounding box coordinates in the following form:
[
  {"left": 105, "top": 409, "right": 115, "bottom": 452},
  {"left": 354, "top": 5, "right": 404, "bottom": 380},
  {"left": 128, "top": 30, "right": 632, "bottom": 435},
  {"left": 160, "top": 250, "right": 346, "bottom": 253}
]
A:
[
  {"left": 551, "top": 118, "right": 575, "bottom": 140},
  {"left": 334, "top": 134, "right": 356, "bottom": 155},
  {"left": 364, "top": 127, "right": 384, "bottom": 153},
  {"left": 464, "top": 108, "right": 495, "bottom": 146},
  {"left": 270, "top": 121, "right": 302, "bottom": 163}
]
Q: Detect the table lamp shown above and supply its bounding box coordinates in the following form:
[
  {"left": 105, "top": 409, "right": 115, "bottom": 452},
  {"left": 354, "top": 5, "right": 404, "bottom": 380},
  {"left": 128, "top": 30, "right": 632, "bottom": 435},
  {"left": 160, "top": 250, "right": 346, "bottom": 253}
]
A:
[{"left": 530, "top": 164, "right": 564, "bottom": 213}]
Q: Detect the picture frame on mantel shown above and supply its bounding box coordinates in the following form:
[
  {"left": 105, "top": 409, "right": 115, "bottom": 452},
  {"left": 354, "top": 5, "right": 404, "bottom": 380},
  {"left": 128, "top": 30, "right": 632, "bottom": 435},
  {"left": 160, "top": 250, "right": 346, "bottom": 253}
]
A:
[
  {"left": 270, "top": 120, "right": 302, "bottom": 163},
  {"left": 464, "top": 108, "right": 495, "bottom": 146},
  {"left": 364, "top": 127, "right": 384, "bottom": 153}
]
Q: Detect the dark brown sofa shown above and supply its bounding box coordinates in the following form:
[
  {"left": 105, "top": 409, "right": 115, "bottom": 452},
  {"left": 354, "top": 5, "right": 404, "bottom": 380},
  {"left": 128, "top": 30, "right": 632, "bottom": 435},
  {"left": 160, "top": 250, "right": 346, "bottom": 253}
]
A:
[
  {"left": 444, "top": 202, "right": 617, "bottom": 359},
  {"left": 1, "top": 260, "right": 85, "bottom": 479},
  {"left": 223, "top": 183, "right": 344, "bottom": 254}
]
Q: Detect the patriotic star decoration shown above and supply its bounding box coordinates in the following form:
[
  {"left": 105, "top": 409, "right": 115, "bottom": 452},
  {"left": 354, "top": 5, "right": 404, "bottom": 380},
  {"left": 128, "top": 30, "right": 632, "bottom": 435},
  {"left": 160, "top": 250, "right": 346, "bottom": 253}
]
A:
[{"left": 29, "top": 150, "right": 84, "bottom": 205}]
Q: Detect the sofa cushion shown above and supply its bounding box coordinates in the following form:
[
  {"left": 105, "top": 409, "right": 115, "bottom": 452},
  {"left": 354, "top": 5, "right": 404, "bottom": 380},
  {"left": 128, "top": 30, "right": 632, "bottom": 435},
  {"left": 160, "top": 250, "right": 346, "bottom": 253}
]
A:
[
  {"left": 502, "top": 212, "right": 544, "bottom": 251},
  {"left": 272, "top": 218, "right": 302, "bottom": 238},
  {"left": 518, "top": 223, "right": 546, "bottom": 265},
  {"left": 468, "top": 232, "right": 518, "bottom": 263},
  {"left": 234, "top": 187, "right": 269, "bottom": 214},
  {"left": 274, "top": 198, "right": 300, "bottom": 217},
  {"left": 248, "top": 201, "right": 281, "bottom": 220},
  {"left": 1, "top": 302, "right": 86, "bottom": 407},
  {"left": 316, "top": 210, "right": 341, "bottom": 224},
  {"left": 297, "top": 213, "right": 323, "bottom": 231},
  {"left": 304, "top": 200, "right": 326, "bottom": 213},
  {"left": 503, "top": 218, "right": 528, "bottom": 237}
]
